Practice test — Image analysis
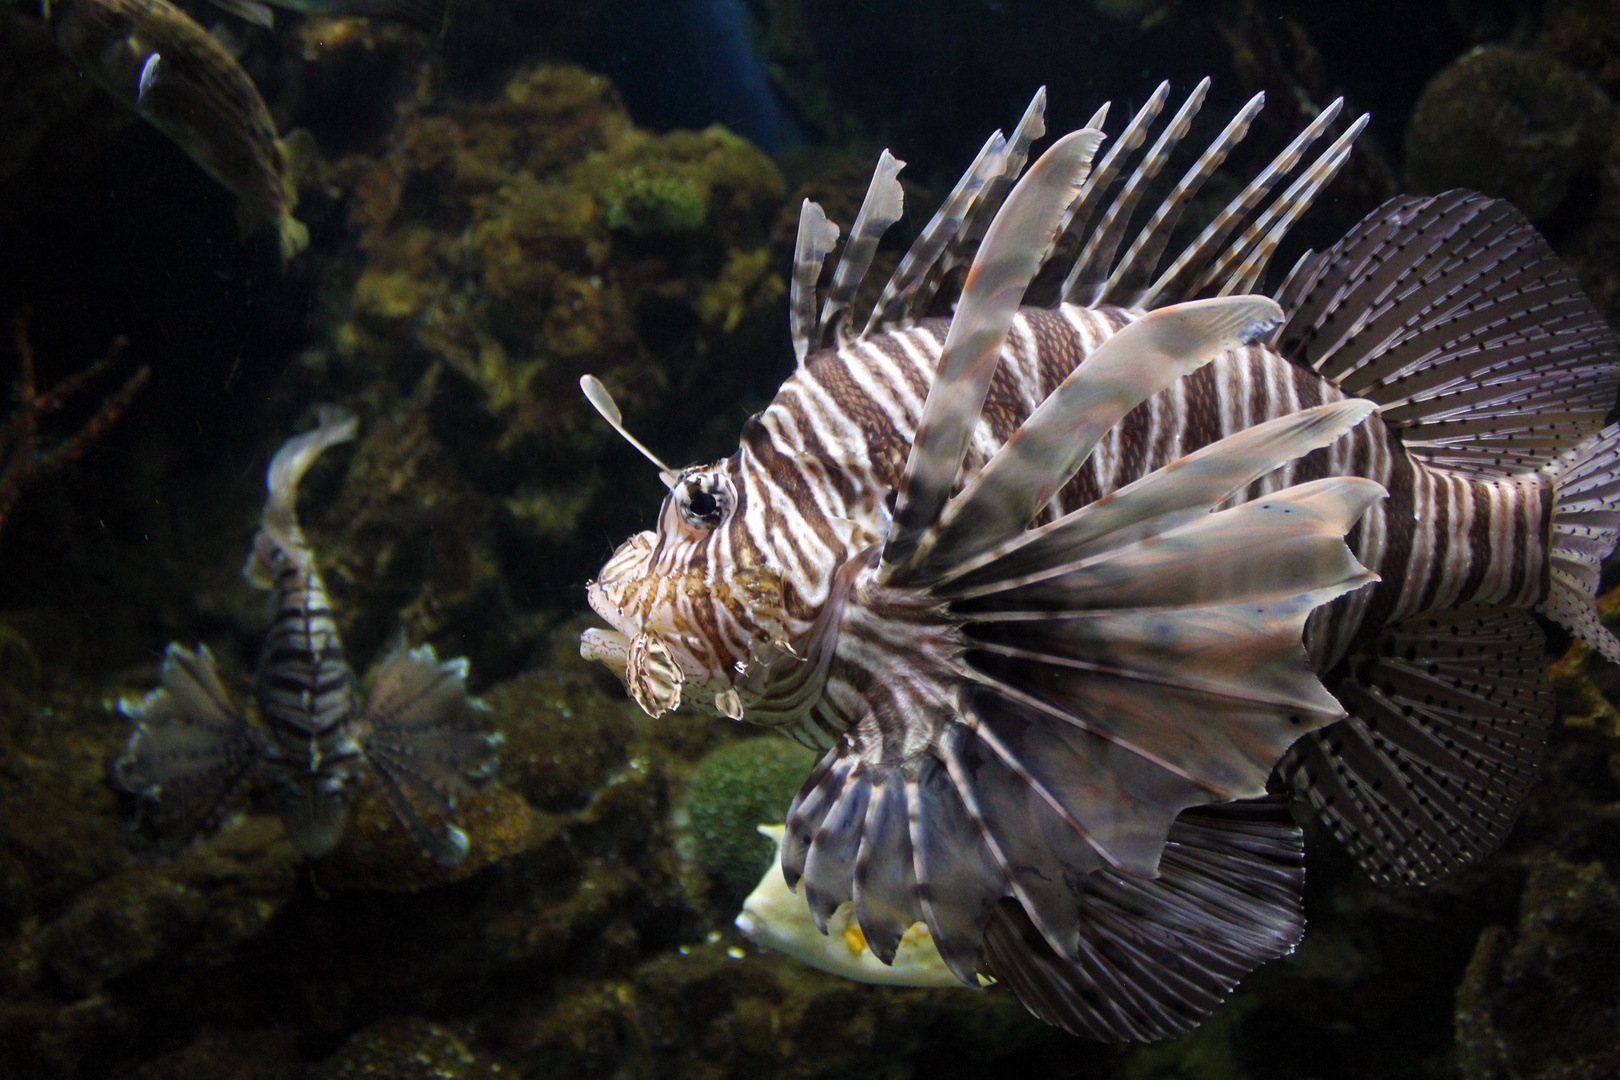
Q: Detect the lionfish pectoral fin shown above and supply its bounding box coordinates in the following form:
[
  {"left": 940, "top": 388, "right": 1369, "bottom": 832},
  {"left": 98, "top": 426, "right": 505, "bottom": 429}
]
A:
[
  {"left": 359, "top": 644, "right": 502, "bottom": 867},
  {"left": 978, "top": 797, "right": 1305, "bottom": 1042},
  {"left": 114, "top": 643, "right": 261, "bottom": 858},
  {"left": 1281, "top": 605, "right": 1554, "bottom": 886},
  {"left": 883, "top": 127, "right": 1105, "bottom": 580},
  {"left": 909, "top": 294, "right": 1290, "bottom": 580}
]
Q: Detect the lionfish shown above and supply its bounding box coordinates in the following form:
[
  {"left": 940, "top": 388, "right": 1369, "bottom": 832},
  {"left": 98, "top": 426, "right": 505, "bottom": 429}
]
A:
[
  {"left": 116, "top": 407, "right": 503, "bottom": 866},
  {"left": 580, "top": 81, "right": 1620, "bottom": 1039}
]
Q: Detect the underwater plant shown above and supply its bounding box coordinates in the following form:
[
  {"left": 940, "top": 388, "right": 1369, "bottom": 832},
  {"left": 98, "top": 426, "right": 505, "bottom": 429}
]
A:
[{"left": 0, "top": 310, "right": 148, "bottom": 538}]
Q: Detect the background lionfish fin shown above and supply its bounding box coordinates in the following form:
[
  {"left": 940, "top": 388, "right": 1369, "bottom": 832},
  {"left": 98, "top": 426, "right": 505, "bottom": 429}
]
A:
[
  {"left": 1282, "top": 606, "right": 1553, "bottom": 885},
  {"left": 256, "top": 405, "right": 356, "bottom": 563},
  {"left": 867, "top": 130, "right": 1008, "bottom": 334},
  {"left": 911, "top": 296, "right": 1284, "bottom": 578},
  {"left": 1275, "top": 191, "right": 1620, "bottom": 477},
  {"left": 360, "top": 645, "right": 502, "bottom": 867},
  {"left": 979, "top": 797, "right": 1305, "bottom": 1042},
  {"left": 789, "top": 200, "right": 840, "bottom": 364},
  {"left": 1138, "top": 99, "right": 1348, "bottom": 310},
  {"left": 883, "top": 129, "right": 1104, "bottom": 579},
  {"left": 1540, "top": 424, "right": 1620, "bottom": 662},
  {"left": 114, "top": 644, "right": 261, "bottom": 858},
  {"left": 1064, "top": 80, "right": 1209, "bottom": 307},
  {"left": 819, "top": 150, "right": 906, "bottom": 348}
]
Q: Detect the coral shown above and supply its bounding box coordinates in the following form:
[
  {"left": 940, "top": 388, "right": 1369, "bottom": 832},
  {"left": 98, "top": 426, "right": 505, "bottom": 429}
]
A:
[
  {"left": 684, "top": 736, "right": 818, "bottom": 896},
  {"left": 0, "top": 311, "right": 148, "bottom": 537},
  {"left": 1405, "top": 47, "right": 1613, "bottom": 222}
]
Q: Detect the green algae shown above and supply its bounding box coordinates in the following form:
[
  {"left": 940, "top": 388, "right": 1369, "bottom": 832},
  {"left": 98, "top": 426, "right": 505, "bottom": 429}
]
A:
[
  {"left": 601, "top": 166, "right": 707, "bottom": 236},
  {"left": 684, "top": 736, "right": 818, "bottom": 896}
]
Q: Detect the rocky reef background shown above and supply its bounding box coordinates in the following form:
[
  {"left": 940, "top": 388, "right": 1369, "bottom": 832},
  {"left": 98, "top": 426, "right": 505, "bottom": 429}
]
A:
[{"left": 4, "top": 0, "right": 1620, "bottom": 1077}]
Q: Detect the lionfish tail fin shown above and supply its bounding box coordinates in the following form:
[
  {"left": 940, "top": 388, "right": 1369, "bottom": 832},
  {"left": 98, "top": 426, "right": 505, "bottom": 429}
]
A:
[
  {"left": 114, "top": 644, "right": 261, "bottom": 858},
  {"left": 979, "top": 797, "right": 1305, "bottom": 1042},
  {"left": 360, "top": 644, "right": 503, "bottom": 866},
  {"left": 1541, "top": 424, "right": 1620, "bottom": 663},
  {"left": 247, "top": 404, "right": 356, "bottom": 581}
]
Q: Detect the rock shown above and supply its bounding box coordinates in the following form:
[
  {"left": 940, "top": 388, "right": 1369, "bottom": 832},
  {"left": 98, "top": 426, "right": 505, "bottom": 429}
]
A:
[
  {"left": 485, "top": 658, "right": 637, "bottom": 814},
  {"left": 312, "top": 1017, "right": 504, "bottom": 1079},
  {"left": 1405, "top": 47, "right": 1612, "bottom": 221},
  {"left": 1455, "top": 853, "right": 1620, "bottom": 1080}
]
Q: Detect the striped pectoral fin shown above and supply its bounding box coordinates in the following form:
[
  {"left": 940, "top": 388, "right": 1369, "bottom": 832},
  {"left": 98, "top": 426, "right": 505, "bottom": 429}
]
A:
[
  {"left": 359, "top": 645, "right": 503, "bottom": 867},
  {"left": 114, "top": 643, "right": 262, "bottom": 858},
  {"left": 911, "top": 295, "right": 1288, "bottom": 581},
  {"left": 978, "top": 797, "right": 1306, "bottom": 1042},
  {"left": 1281, "top": 605, "right": 1554, "bottom": 885}
]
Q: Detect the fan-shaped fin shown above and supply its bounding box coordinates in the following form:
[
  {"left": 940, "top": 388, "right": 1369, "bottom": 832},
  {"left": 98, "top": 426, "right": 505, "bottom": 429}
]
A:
[
  {"left": 979, "top": 797, "right": 1305, "bottom": 1042},
  {"left": 1280, "top": 606, "right": 1553, "bottom": 884},
  {"left": 114, "top": 644, "right": 262, "bottom": 858},
  {"left": 360, "top": 644, "right": 502, "bottom": 866},
  {"left": 1273, "top": 191, "right": 1620, "bottom": 476}
]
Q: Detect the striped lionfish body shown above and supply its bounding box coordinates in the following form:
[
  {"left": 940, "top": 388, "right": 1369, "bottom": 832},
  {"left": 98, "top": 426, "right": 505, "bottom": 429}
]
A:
[
  {"left": 582, "top": 82, "right": 1620, "bottom": 1040},
  {"left": 116, "top": 407, "right": 503, "bottom": 866}
]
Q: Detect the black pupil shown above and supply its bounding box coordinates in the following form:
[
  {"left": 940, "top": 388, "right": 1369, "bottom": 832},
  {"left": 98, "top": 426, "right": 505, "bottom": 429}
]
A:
[{"left": 686, "top": 487, "right": 720, "bottom": 522}]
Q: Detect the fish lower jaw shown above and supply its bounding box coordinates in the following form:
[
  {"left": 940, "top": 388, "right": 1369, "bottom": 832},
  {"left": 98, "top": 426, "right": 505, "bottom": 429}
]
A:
[{"left": 580, "top": 627, "right": 631, "bottom": 678}]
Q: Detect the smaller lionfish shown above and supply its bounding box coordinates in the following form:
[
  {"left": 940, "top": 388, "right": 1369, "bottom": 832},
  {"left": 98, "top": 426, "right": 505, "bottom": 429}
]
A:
[{"left": 115, "top": 406, "right": 502, "bottom": 866}]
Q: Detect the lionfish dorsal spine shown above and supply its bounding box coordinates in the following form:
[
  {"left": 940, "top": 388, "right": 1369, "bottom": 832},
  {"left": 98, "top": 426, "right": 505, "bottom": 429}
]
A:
[
  {"left": 789, "top": 199, "right": 841, "bottom": 365},
  {"left": 817, "top": 149, "right": 906, "bottom": 350},
  {"left": 1098, "top": 90, "right": 1265, "bottom": 308},
  {"left": 1065, "top": 77, "right": 1211, "bottom": 308},
  {"left": 883, "top": 128, "right": 1104, "bottom": 580}
]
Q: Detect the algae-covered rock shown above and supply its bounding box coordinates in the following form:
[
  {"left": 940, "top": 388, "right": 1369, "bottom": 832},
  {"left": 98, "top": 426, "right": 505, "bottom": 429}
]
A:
[
  {"left": 311, "top": 784, "right": 552, "bottom": 894},
  {"left": 685, "top": 737, "right": 818, "bottom": 895},
  {"left": 601, "top": 166, "right": 707, "bottom": 237},
  {"left": 485, "top": 654, "right": 637, "bottom": 813},
  {"left": 311, "top": 1017, "right": 503, "bottom": 1079},
  {"left": 1406, "top": 47, "right": 1613, "bottom": 221},
  {"left": 1455, "top": 853, "right": 1620, "bottom": 1080}
]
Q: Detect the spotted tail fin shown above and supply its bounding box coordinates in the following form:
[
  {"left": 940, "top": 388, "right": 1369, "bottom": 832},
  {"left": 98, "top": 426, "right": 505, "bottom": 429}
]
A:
[{"left": 1542, "top": 425, "right": 1620, "bottom": 663}]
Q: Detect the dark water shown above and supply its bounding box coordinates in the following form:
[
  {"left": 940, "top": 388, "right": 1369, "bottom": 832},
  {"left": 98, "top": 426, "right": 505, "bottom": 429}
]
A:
[{"left": 2, "top": 0, "right": 1619, "bottom": 1077}]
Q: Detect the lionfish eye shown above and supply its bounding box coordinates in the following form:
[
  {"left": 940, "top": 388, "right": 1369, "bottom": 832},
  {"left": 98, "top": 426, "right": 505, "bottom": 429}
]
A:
[{"left": 677, "top": 474, "right": 732, "bottom": 530}]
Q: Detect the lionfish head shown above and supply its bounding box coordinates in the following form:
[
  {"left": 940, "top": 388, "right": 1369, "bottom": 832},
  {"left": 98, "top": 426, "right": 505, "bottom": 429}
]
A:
[{"left": 583, "top": 457, "right": 790, "bottom": 721}]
